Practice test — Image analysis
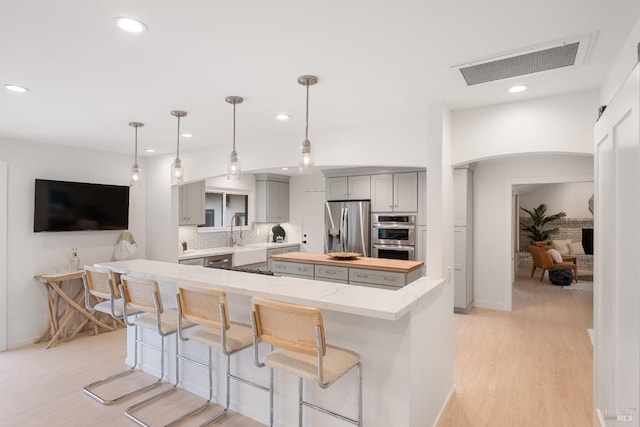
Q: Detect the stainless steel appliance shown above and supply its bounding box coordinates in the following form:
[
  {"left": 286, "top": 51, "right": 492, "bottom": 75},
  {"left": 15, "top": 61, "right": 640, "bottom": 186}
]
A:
[
  {"left": 371, "top": 213, "right": 416, "bottom": 260},
  {"left": 324, "top": 201, "right": 370, "bottom": 256},
  {"left": 204, "top": 253, "right": 232, "bottom": 268},
  {"left": 371, "top": 244, "right": 415, "bottom": 260}
]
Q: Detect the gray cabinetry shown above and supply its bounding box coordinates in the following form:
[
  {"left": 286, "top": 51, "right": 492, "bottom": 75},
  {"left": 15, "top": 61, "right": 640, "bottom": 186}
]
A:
[
  {"left": 255, "top": 173, "right": 290, "bottom": 223},
  {"left": 178, "top": 180, "right": 205, "bottom": 225},
  {"left": 315, "top": 265, "right": 349, "bottom": 283},
  {"left": 178, "top": 257, "right": 205, "bottom": 266},
  {"left": 267, "top": 245, "right": 300, "bottom": 270},
  {"left": 326, "top": 176, "right": 371, "bottom": 201},
  {"left": 270, "top": 260, "right": 420, "bottom": 288},
  {"left": 453, "top": 166, "right": 474, "bottom": 313},
  {"left": 271, "top": 260, "right": 314, "bottom": 278},
  {"left": 371, "top": 172, "right": 418, "bottom": 212}
]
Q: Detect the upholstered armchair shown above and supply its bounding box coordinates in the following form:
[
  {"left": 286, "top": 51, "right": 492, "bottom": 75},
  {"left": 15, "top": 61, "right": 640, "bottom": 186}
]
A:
[{"left": 529, "top": 245, "right": 578, "bottom": 283}]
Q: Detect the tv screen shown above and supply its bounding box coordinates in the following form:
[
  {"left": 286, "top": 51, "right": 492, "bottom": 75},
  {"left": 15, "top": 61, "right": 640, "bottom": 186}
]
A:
[{"left": 34, "top": 179, "right": 130, "bottom": 232}]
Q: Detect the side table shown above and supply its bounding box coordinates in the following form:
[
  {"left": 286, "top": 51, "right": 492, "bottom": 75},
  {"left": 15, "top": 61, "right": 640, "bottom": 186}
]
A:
[{"left": 34, "top": 271, "right": 115, "bottom": 348}]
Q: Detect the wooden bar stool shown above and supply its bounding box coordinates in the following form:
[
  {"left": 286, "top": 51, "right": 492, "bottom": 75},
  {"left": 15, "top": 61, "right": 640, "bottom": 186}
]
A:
[
  {"left": 118, "top": 275, "right": 186, "bottom": 426},
  {"left": 250, "top": 297, "right": 362, "bottom": 427},
  {"left": 172, "top": 282, "right": 274, "bottom": 426},
  {"left": 82, "top": 267, "right": 160, "bottom": 405}
]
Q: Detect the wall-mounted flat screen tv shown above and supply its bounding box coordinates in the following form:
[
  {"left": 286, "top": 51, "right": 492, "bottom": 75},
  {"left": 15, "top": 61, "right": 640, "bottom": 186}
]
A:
[{"left": 34, "top": 179, "right": 130, "bottom": 232}]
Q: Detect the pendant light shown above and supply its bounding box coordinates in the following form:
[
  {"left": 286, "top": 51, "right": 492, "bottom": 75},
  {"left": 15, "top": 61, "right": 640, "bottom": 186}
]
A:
[
  {"left": 298, "top": 75, "right": 318, "bottom": 173},
  {"left": 225, "top": 96, "right": 243, "bottom": 180},
  {"left": 170, "top": 110, "right": 187, "bottom": 186},
  {"left": 129, "top": 121, "right": 144, "bottom": 186}
]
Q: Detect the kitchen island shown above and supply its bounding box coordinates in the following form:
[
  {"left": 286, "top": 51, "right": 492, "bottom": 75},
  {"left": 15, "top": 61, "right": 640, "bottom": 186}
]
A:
[
  {"left": 96, "top": 259, "right": 453, "bottom": 427},
  {"left": 270, "top": 252, "right": 423, "bottom": 289}
]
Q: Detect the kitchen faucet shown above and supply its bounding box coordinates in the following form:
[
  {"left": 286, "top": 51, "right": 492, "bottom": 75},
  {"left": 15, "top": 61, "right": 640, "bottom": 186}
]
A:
[{"left": 229, "top": 213, "right": 243, "bottom": 246}]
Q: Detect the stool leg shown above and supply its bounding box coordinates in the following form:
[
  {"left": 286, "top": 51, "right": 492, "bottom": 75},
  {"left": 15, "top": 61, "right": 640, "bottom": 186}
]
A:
[
  {"left": 270, "top": 367, "right": 274, "bottom": 427},
  {"left": 357, "top": 362, "right": 362, "bottom": 427},
  {"left": 226, "top": 354, "right": 231, "bottom": 409},
  {"left": 298, "top": 377, "right": 303, "bottom": 427}
]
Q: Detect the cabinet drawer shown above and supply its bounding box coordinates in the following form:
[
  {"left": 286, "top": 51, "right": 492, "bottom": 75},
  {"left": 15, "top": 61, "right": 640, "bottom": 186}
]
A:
[
  {"left": 272, "top": 261, "right": 314, "bottom": 278},
  {"left": 315, "top": 265, "right": 349, "bottom": 281},
  {"left": 179, "top": 257, "right": 205, "bottom": 267},
  {"left": 316, "top": 277, "right": 349, "bottom": 285},
  {"left": 349, "top": 268, "right": 405, "bottom": 288},
  {"left": 280, "top": 245, "right": 300, "bottom": 254}
]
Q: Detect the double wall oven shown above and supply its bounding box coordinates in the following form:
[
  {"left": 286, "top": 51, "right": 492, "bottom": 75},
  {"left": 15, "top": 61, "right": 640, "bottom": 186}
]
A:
[{"left": 371, "top": 213, "right": 416, "bottom": 260}]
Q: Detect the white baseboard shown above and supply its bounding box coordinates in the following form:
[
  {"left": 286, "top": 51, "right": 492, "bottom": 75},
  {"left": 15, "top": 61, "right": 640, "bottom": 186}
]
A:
[
  {"left": 432, "top": 384, "right": 456, "bottom": 427},
  {"left": 474, "top": 299, "right": 511, "bottom": 311}
]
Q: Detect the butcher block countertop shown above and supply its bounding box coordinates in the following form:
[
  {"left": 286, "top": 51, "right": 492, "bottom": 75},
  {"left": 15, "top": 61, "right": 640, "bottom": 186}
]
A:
[{"left": 269, "top": 252, "right": 423, "bottom": 273}]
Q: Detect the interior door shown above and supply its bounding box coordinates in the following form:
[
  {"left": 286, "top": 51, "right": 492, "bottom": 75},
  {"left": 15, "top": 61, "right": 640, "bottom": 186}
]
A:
[
  {"left": 301, "top": 190, "right": 325, "bottom": 254},
  {"left": 593, "top": 63, "right": 640, "bottom": 422}
]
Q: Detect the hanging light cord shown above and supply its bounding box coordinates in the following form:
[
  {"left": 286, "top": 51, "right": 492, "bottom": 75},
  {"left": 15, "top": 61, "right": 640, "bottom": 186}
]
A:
[
  {"left": 233, "top": 102, "right": 237, "bottom": 151},
  {"left": 305, "top": 82, "right": 310, "bottom": 140},
  {"left": 134, "top": 125, "right": 138, "bottom": 165},
  {"left": 176, "top": 115, "right": 181, "bottom": 158}
]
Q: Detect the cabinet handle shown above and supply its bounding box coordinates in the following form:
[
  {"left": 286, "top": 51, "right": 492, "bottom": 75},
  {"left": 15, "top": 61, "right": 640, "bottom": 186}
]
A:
[
  {"left": 356, "top": 273, "right": 368, "bottom": 278},
  {"left": 388, "top": 205, "right": 393, "bottom": 209},
  {"left": 384, "top": 277, "right": 397, "bottom": 282},
  {"left": 298, "top": 267, "right": 307, "bottom": 272},
  {"left": 277, "top": 265, "right": 285, "bottom": 269},
  {"left": 327, "top": 271, "right": 336, "bottom": 275}
]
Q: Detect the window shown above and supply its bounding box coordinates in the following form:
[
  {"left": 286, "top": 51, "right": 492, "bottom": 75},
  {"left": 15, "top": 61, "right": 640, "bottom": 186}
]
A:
[{"left": 199, "top": 191, "right": 248, "bottom": 230}]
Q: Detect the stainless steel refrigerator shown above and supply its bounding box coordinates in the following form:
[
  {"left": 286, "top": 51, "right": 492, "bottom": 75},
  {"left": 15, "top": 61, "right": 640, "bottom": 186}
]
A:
[{"left": 324, "top": 201, "right": 370, "bottom": 256}]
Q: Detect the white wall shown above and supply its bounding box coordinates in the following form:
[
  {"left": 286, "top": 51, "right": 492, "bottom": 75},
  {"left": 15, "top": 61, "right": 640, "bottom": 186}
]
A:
[
  {"left": 601, "top": 17, "right": 640, "bottom": 106},
  {"left": 452, "top": 90, "right": 598, "bottom": 165},
  {"left": 473, "top": 154, "right": 593, "bottom": 311},
  {"left": 0, "top": 137, "right": 145, "bottom": 348},
  {"left": 518, "top": 182, "right": 594, "bottom": 218},
  {"left": 0, "top": 161, "right": 7, "bottom": 351}
]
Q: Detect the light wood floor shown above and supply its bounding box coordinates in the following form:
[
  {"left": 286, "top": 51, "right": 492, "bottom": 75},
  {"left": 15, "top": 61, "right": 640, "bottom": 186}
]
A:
[
  {"left": 0, "top": 265, "right": 596, "bottom": 426},
  {"left": 438, "top": 265, "right": 597, "bottom": 427}
]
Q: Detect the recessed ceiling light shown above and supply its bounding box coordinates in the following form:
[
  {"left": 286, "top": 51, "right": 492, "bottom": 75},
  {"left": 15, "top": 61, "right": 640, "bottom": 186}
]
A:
[
  {"left": 115, "top": 17, "right": 148, "bottom": 33},
  {"left": 4, "top": 84, "right": 29, "bottom": 93},
  {"left": 281, "top": 167, "right": 289, "bottom": 171},
  {"left": 508, "top": 85, "right": 529, "bottom": 93},
  {"left": 276, "top": 113, "right": 290, "bottom": 120},
  {"left": 181, "top": 133, "right": 192, "bottom": 138},
  {"left": 145, "top": 148, "right": 156, "bottom": 153}
]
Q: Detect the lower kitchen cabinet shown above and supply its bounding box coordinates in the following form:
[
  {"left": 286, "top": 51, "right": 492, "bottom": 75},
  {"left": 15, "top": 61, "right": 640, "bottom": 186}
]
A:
[
  {"left": 178, "top": 257, "right": 205, "bottom": 266},
  {"left": 315, "top": 265, "right": 349, "bottom": 282},
  {"left": 267, "top": 245, "right": 300, "bottom": 270},
  {"left": 271, "top": 260, "right": 420, "bottom": 288},
  {"left": 271, "top": 260, "right": 314, "bottom": 278}
]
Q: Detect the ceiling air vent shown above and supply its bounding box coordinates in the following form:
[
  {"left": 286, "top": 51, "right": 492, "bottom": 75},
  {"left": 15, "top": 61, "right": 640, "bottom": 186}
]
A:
[{"left": 451, "top": 33, "right": 597, "bottom": 86}]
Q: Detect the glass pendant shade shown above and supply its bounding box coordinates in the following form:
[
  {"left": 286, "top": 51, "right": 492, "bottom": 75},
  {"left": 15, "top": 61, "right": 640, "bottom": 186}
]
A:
[
  {"left": 171, "top": 157, "right": 183, "bottom": 186},
  {"left": 297, "top": 75, "right": 318, "bottom": 173},
  {"left": 298, "top": 139, "right": 314, "bottom": 173},
  {"left": 227, "top": 149, "right": 241, "bottom": 180},
  {"left": 225, "top": 96, "right": 243, "bottom": 180},
  {"left": 129, "top": 121, "right": 144, "bottom": 186},
  {"left": 170, "top": 110, "right": 187, "bottom": 186},
  {"left": 130, "top": 164, "right": 142, "bottom": 186}
]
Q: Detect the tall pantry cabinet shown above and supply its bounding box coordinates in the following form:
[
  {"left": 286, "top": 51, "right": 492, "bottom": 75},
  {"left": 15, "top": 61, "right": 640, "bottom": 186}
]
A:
[{"left": 454, "top": 166, "right": 474, "bottom": 313}]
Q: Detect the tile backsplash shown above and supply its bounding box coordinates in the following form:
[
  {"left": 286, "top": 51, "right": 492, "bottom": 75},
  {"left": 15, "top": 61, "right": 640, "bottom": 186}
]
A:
[{"left": 179, "top": 223, "right": 291, "bottom": 250}]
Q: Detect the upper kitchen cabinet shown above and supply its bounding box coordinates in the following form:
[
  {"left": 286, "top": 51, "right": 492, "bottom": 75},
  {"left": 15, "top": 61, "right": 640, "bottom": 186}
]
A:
[
  {"left": 371, "top": 172, "right": 418, "bottom": 212},
  {"left": 255, "top": 173, "right": 290, "bottom": 223},
  {"left": 326, "top": 175, "right": 371, "bottom": 201},
  {"left": 179, "top": 180, "right": 206, "bottom": 225}
]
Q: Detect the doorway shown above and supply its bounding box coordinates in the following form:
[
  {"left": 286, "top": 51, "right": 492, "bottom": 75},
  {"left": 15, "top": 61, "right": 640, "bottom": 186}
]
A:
[{"left": 509, "top": 180, "right": 594, "bottom": 292}]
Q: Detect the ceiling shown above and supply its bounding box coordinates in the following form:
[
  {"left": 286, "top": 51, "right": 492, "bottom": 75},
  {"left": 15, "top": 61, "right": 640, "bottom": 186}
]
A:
[{"left": 2, "top": 0, "right": 639, "bottom": 157}]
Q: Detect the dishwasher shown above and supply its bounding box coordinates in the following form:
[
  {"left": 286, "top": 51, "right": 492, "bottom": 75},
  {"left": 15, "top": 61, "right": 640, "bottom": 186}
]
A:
[{"left": 204, "top": 253, "right": 232, "bottom": 269}]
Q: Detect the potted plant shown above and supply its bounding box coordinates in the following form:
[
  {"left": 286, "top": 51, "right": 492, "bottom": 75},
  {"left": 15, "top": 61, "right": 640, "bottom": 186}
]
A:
[{"left": 520, "top": 203, "right": 566, "bottom": 243}]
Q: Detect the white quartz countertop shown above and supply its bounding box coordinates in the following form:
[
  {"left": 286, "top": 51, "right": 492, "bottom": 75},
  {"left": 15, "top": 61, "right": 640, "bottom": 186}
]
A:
[
  {"left": 96, "top": 259, "right": 445, "bottom": 321},
  {"left": 177, "top": 242, "right": 300, "bottom": 261}
]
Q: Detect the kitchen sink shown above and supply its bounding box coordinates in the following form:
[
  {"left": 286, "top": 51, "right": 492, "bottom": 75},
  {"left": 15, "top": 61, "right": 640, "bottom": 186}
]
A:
[{"left": 232, "top": 247, "right": 267, "bottom": 266}]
